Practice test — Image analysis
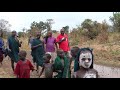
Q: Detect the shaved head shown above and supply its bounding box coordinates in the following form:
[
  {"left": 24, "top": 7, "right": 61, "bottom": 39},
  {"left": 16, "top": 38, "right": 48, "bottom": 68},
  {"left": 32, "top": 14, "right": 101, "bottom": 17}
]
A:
[
  {"left": 12, "top": 30, "right": 17, "bottom": 37},
  {"left": 47, "top": 31, "right": 52, "bottom": 37},
  {"left": 36, "top": 31, "right": 41, "bottom": 39},
  {"left": 60, "top": 28, "right": 65, "bottom": 35}
]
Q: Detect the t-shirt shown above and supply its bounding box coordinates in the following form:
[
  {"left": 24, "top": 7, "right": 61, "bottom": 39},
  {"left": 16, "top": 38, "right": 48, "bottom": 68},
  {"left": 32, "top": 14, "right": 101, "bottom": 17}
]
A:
[
  {"left": 56, "top": 34, "right": 70, "bottom": 52},
  {"left": 44, "top": 37, "right": 56, "bottom": 52},
  {"left": 14, "top": 60, "right": 34, "bottom": 78}
]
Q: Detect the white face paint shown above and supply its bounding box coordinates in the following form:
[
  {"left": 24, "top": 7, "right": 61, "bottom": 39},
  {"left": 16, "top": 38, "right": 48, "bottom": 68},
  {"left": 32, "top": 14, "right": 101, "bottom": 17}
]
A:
[
  {"left": 83, "top": 73, "right": 96, "bottom": 78},
  {"left": 79, "top": 52, "right": 92, "bottom": 69}
]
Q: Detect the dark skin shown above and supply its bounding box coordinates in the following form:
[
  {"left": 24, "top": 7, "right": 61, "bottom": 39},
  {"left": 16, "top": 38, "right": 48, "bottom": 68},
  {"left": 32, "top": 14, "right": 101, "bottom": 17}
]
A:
[
  {"left": 0, "top": 31, "right": 4, "bottom": 65},
  {"left": 56, "top": 29, "right": 70, "bottom": 55},
  {"left": 70, "top": 47, "right": 79, "bottom": 63},
  {"left": 39, "top": 54, "right": 53, "bottom": 78},
  {"left": 18, "top": 50, "right": 27, "bottom": 61},
  {"left": 47, "top": 31, "right": 58, "bottom": 50},
  {"left": 28, "top": 35, "right": 32, "bottom": 45},
  {"left": 10, "top": 31, "right": 22, "bottom": 71},
  {"left": 54, "top": 49, "right": 65, "bottom": 73},
  {"left": 57, "top": 29, "right": 66, "bottom": 44},
  {"left": 17, "top": 50, "right": 34, "bottom": 78},
  {"left": 57, "top": 49, "right": 65, "bottom": 59},
  {"left": 31, "top": 33, "right": 43, "bottom": 50},
  {"left": 31, "top": 32, "right": 44, "bottom": 72},
  {"left": 70, "top": 47, "right": 79, "bottom": 74},
  {"left": 75, "top": 67, "right": 99, "bottom": 78}
]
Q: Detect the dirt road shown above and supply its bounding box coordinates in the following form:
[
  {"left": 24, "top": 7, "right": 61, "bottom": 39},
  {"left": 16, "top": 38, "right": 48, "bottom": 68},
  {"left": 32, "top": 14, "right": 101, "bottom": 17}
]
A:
[
  {"left": 0, "top": 51, "right": 120, "bottom": 78},
  {"left": 0, "top": 51, "right": 39, "bottom": 78}
]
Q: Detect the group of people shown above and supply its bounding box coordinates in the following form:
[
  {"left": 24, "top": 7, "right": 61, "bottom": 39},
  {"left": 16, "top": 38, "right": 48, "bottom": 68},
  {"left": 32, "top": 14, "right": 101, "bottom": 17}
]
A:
[{"left": 0, "top": 28, "right": 99, "bottom": 78}]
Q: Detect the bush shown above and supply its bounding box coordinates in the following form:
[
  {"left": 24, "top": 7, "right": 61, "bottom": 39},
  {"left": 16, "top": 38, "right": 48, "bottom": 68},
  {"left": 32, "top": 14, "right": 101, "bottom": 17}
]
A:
[
  {"left": 82, "top": 29, "right": 99, "bottom": 40},
  {"left": 96, "top": 32, "right": 108, "bottom": 44}
]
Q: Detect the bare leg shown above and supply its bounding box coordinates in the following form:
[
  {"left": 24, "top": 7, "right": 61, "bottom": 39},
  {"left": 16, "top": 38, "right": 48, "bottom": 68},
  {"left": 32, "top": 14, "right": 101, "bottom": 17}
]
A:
[
  {"left": 0, "top": 62, "right": 2, "bottom": 66},
  {"left": 36, "top": 64, "right": 39, "bottom": 73},
  {"left": 11, "top": 60, "right": 14, "bottom": 71}
]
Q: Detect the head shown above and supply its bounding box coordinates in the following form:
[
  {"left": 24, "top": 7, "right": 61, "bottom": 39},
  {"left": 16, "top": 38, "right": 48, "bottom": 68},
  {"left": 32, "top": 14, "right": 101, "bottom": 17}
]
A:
[
  {"left": 43, "top": 53, "right": 51, "bottom": 63},
  {"left": 29, "top": 35, "right": 32, "bottom": 38},
  {"left": 36, "top": 32, "right": 41, "bottom": 39},
  {"left": 57, "top": 49, "right": 65, "bottom": 58},
  {"left": 71, "top": 46, "right": 79, "bottom": 58},
  {"left": 78, "top": 48, "right": 93, "bottom": 69},
  {"left": 12, "top": 31, "right": 17, "bottom": 37},
  {"left": 47, "top": 31, "right": 52, "bottom": 37},
  {"left": 18, "top": 50, "right": 27, "bottom": 61},
  {"left": 60, "top": 29, "right": 65, "bottom": 35}
]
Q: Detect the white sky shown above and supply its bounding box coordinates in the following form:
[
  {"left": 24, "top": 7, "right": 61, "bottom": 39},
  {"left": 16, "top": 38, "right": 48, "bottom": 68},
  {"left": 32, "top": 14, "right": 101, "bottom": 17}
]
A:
[{"left": 0, "top": 12, "right": 113, "bottom": 32}]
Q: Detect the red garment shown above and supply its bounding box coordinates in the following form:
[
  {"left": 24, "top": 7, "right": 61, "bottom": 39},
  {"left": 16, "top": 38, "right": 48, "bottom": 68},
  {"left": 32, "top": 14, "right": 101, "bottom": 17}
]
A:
[
  {"left": 14, "top": 60, "right": 34, "bottom": 78},
  {"left": 56, "top": 34, "right": 70, "bottom": 52}
]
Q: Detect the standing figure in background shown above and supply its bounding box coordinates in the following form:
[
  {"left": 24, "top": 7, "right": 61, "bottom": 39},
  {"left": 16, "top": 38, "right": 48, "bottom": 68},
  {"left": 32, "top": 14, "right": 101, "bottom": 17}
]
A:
[
  {"left": 56, "top": 28, "right": 70, "bottom": 58},
  {"left": 0, "top": 31, "right": 4, "bottom": 66},
  {"left": 7, "top": 31, "right": 22, "bottom": 71},
  {"left": 44, "top": 31, "right": 58, "bottom": 63},
  {"left": 31, "top": 32, "right": 45, "bottom": 73},
  {"left": 70, "top": 46, "right": 80, "bottom": 77},
  {"left": 28, "top": 35, "right": 34, "bottom": 48}
]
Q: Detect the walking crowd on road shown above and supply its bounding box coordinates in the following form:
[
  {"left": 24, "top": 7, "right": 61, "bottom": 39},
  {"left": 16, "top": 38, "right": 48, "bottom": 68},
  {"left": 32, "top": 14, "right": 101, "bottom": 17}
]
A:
[{"left": 0, "top": 28, "right": 99, "bottom": 78}]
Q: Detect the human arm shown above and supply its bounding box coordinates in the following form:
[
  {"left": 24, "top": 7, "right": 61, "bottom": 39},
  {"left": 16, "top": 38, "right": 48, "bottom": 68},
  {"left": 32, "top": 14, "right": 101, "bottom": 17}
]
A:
[
  {"left": 57, "top": 37, "right": 66, "bottom": 44},
  {"left": 39, "top": 65, "right": 45, "bottom": 77},
  {"left": 19, "top": 41, "right": 22, "bottom": 47},
  {"left": 54, "top": 39, "right": 58, "bottom": 50},
  {"left": 96, "top": 71, "right": 99, "bottom": 78},
  {"left": 56, "top": 35, "right": 66, "bottom": 44},
  {"left": 28, "top": 38, "right": 30, "bottom": 45},
  {"left": 7, "top": 38, "right": 11, "bottom": 51},
  {"left": 14, "top": 63, "right": 20, "bottom": 78},
  {"left": 31, "top": 40, "right": 43, "bottom": 50},
  {"left": 29, "top": 60, "right": 35, "bottom": 71}
]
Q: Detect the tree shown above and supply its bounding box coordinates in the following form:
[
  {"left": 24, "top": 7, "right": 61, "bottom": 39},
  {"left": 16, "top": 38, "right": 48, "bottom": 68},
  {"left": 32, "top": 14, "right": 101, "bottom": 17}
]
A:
[
  {"left": 0, "top": 19, "right": 11, "bottom": 37},
  {"left": 22, "top": 27, "right": 26, "bottom": 37},
  {"left": 80, "top": 19, "right": 102, "bottom": 39},
  {"left": 28, "top": 19, "right": 55, "bottom": 38},
  {"left": 18, "top": 32, "right": 24, "bottom": 38},
  {"left": 52, "top": 30, "right": 57, "bottom": 33},
  {"left": 46, "top": 19, "right": 54, "bottom": 31},
  {"left": 81, "top": 19, "right": 93, "bottom": 31},
  {"left": 63, "top": 25, "right": 69, "bottom": 34},
  {"left": 109, "top": 12, "right": 120, "bottom": 32}
]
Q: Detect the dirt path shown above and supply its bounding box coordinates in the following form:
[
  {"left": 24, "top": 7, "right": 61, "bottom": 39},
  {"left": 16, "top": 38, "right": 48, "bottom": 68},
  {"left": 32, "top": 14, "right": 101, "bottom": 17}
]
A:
[
  {"left": 95, "top": 64, "right": 120, "bottom": 78},
  {"left": 0, "top": 51, "right": 40, "bottom": 78},
  {"left": 0, "top": 51, "right": 120, "bottom": 78}
]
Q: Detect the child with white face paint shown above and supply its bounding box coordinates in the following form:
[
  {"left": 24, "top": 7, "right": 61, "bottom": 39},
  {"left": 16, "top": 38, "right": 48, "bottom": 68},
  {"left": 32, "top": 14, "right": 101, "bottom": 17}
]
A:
[
  {"left": 79, "top": 51, "right": 92, "bottom": 69},
  {"left": 73, "top": 48, "right": 99, "bottom": 78}
]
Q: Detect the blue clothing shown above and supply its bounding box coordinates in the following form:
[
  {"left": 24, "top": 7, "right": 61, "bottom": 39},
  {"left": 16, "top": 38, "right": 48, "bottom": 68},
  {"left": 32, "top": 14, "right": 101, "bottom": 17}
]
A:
[{"left": 0, "top": 38, "right": 4, "bottom": 49}]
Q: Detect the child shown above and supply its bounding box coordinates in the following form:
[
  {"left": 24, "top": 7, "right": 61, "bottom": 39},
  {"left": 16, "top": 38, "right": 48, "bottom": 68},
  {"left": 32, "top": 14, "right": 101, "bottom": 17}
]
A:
[
  {"left": 73, "top": 48, "right": 99, "bottom": 78},
  {"left": 14, "top": 50, "right": 34, "bottom": 78},
  {"left": 39, "top": 53, "right": 53, "bottom": 78},
  {"left": 53, "top": 49, "right": 70, "bottom": 78},
  {"left": 70, "top": 46, "right": 80, "bottom": 77}
]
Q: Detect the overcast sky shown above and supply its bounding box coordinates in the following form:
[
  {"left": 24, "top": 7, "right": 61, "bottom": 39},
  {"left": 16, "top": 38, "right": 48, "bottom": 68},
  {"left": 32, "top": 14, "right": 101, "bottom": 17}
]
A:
[{"left": 0, "top": 12, "right": 113, "bottom": 32}]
